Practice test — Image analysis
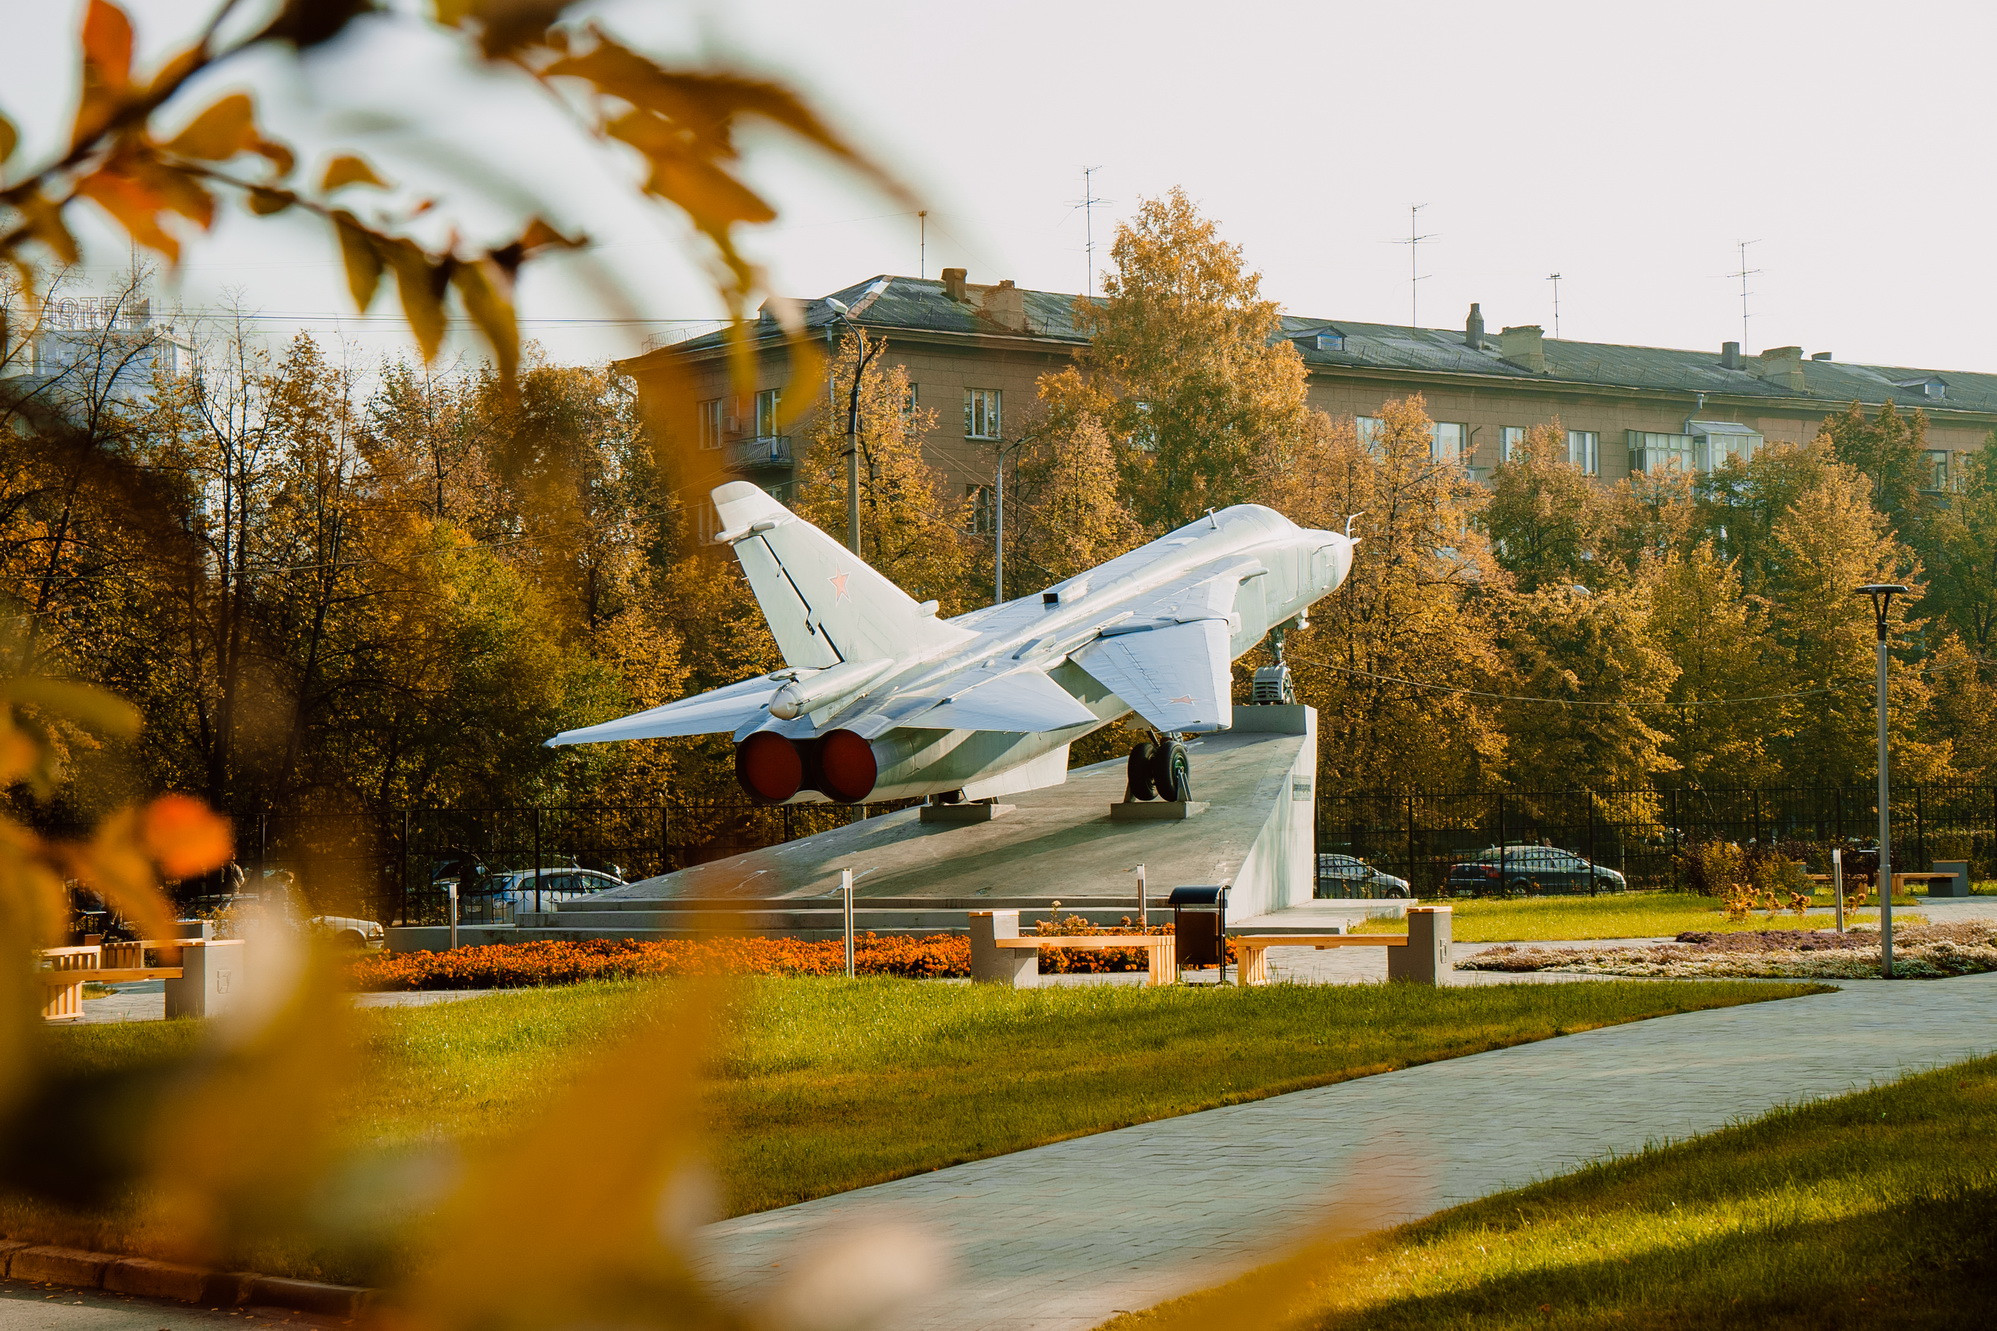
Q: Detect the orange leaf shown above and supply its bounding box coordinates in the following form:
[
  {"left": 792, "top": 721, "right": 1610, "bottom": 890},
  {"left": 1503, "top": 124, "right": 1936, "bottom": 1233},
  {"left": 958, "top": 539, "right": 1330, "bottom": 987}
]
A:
[
  {"left": 0, "top": 112, "right": 16, "bottom": 166},
  {"left": 164, "top": 92, "right": 258, "bottom": 161},
  {"left": 68, "top": 805, "right": 175, "bottom": 941},
  {"left": 76, "top": 166, "right": 180, "bottom": 260},
  {"left": 332, "top": 213, "right": 384, "bottom": 311},
  {"left": 142, "top": 793, "right": 232, "bottom": 879},
  {"left": 82, "top": 0, "right": 133, "bottom": 90},
  {"left": 383, "top": 240, "right": 452, "bottom": 363},
  {"left": 17, "top": 192, "right": 79, "bottom": 265},
  {"left": 319, "top": 153, "right": 389, "bottom": 192},
  {"left": 245, "top": 186, "right": 294, "bottom": 216},
  {"left": 450, "top": 259, "right": 517, "bottom": 385},
  {"left": 73, "top": 0, "right": 134, "bottom": 146}
]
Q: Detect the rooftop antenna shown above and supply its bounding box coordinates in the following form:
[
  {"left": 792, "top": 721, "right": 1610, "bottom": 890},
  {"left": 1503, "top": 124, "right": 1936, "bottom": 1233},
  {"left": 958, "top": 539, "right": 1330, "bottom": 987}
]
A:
[
  {"left": 1546, "top": 272, "right": 1563, "bottom": 338},
  {"left": 1396, "top": 203, "right": 1435, "bottom": 326},
  {"left": 1071, "top": 166, "right": 1111, "bottom": 298},
  {"left": 1731, "top": 239, "right": 1762, "bottom": 348},
  {"left": 918, "top": 210, "right": 928, "bottom": 279}
]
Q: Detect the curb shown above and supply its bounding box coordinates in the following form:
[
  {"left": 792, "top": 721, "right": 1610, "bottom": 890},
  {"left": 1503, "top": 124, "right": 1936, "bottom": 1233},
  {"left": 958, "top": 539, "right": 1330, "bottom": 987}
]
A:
[{"left": 0, "top": 1239, "right": 372, "bottom": 1320}]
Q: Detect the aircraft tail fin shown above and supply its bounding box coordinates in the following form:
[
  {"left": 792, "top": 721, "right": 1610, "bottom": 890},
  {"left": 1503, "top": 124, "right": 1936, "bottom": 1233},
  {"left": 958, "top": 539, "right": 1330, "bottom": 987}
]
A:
[{"left": 713, "top": 482, "right": 969, "bottom": 669}]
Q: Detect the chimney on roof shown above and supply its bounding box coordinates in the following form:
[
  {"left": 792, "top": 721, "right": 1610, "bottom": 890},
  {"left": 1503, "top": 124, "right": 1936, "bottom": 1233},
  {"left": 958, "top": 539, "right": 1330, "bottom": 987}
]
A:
[
  {"left": 980, "top": 279, "right": 1028, "bottom": 332},
  {"left": 1465, "top": 303, "right": 1486, "bottom": 350},
  {"left": 1755, "top": 345, "right": 1806, "bottom": 391},
  {"left": 1812, "top": 350, "right": 1833, "bottom": 361},
  {"left": 1497, "top": 324, "right": 1547, "bottom": 373},
  {"left": 941, "top": 267, "right": 968, "bottom": 302},
  {"left": 1720, "top": 341, "right": 1742, "bottom": 370}
]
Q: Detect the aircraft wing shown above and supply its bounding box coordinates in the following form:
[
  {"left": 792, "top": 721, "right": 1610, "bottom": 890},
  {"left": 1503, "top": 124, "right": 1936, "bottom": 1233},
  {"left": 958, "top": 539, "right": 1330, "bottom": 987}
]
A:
[
  {"left": 902, "top": 667, "right": 1099, "bottom": 733},
  {"left": 1069, "top": 563, "right": 1250, "bottom": 733},
  {"left": 546, "top": 674, "right": 780, "bottom": 746},
  {"left": 1073, "top": 619, "right": 1232, "bottom": 733}
]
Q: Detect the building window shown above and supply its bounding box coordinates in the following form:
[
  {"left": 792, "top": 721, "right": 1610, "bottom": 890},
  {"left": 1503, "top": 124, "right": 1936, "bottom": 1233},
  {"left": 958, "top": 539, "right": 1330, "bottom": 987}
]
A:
[
  {"left": 1924, "top": 449, "right": 1951, "bottom": 492},
  {"left": 1356, "top": 415, "right": 1384, "bottom": 453},
  {"left": 1566, "top": 429, "right": 1599, "bottom": 475},
  {"left": 1500, "top": 426, "right": 1526, "bottom": 462},
  {"left": 965, "top": 388, "right": 1003, "bottom": 440},
  {"left": 965, "top": 484, "right": 994, "bottom": 532},
  {"left": 698, "top": 398, "right": 724, "bottom": 450},
  {"left": 1628, "top": 431, "right": 1697, "bottom": 473},
  {"left": 753, "top": 388, "right": 781, "bottom": 439},
  {"left": 1429, "top": 421, "right": 1467, "bottom": 463},
  {"left": 1688, "top": 420, "right": 1763, "bottom": 470}
]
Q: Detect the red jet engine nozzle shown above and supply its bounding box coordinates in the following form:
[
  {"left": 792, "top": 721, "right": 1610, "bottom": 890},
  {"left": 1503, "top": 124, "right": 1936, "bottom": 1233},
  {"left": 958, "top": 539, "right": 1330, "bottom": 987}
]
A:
[
  {"left": 815, "top": 729, "right": 879, "bottom": 804},
  {"left": 736, "top": 731, "right": 803, "bottom": 803}
]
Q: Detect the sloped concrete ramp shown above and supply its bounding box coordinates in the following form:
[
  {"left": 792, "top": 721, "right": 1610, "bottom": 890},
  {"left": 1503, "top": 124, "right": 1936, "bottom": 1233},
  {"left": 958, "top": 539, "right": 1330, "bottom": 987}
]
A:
[{"left": 440, "top": 707, "right": 1324, "bottom": 945}]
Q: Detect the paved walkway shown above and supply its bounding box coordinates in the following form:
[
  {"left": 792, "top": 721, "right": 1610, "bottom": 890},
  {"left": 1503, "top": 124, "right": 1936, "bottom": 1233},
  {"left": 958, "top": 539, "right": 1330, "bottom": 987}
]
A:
[
  {"left": 696, "top": 972, "right": 1997, "bottom": 1331},
  {"left": 74, "top": 981, "right": 503, "bottom": 1024}
]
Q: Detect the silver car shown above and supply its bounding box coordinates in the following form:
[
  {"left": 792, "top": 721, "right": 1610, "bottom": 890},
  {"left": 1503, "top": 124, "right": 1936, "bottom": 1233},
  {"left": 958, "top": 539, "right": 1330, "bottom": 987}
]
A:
[{"left": 1315, "top": 853, "right": 1411, "bottom": 899}]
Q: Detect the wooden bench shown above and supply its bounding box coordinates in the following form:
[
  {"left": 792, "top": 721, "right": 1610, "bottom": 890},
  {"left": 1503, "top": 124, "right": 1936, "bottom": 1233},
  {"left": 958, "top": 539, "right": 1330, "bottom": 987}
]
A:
[
  {"left": 35, "top": 939, "right": 241, "bottom": 1020},
  {"left": 1232, "top": 907, "right": 1455, "bottom": 987},
  {"left": 995, "top": 933, "right": 1177, "bottom": 986},
  {"left": 969, "top": 910, "right": 1176, "bottom": 987},
  {"left": 1892, "top": 872, "right": 1959, "bottom": 894},
  {"left": 1231, "top": 934, "right": 1405, "bottom": 985}
]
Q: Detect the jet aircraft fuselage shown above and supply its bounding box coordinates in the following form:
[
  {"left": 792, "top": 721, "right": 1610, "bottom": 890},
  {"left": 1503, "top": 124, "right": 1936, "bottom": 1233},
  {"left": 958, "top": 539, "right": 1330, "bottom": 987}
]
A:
[{"left": 548, "top": 484, "right": 1355, "bottom": 805}]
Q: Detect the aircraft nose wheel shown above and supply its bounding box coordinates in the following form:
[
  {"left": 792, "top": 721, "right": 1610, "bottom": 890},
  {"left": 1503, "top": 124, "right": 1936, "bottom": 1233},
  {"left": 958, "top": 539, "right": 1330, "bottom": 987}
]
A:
[{"left": 1125, "top": 737, "right": 1193, "bottom": 802}]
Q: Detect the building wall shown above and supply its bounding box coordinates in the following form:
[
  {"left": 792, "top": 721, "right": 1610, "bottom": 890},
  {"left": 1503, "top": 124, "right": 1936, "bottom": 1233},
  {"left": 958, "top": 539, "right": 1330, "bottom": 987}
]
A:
[{"left": 646, "top": 334, "right": 1994, "bottom": 501}]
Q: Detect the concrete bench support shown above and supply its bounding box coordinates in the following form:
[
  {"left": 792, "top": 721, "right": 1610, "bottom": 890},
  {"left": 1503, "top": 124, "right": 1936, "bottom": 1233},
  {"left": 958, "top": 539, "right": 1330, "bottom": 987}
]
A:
[
  {"left": 969, "top": 911, "right": 1038, "bottom": 988},
  {"left": 164, "top": 939, "right": 247, "bottom": 1019},
  {"left": 1387, "top": 906, "right": 1452, "bottom": 985}
]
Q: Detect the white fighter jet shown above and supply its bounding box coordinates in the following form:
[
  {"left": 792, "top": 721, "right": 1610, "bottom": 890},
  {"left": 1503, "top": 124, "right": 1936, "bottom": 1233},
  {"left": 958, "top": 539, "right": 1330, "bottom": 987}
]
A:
[{"left": 547, "top": 482, "right": 1356, "bottom": 805}]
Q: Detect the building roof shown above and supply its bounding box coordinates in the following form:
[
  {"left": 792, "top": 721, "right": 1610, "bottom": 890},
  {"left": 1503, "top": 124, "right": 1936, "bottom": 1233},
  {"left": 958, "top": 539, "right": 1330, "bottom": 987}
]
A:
[{"left": 651, "top": 274, "right": 1997, "bottom": 417}]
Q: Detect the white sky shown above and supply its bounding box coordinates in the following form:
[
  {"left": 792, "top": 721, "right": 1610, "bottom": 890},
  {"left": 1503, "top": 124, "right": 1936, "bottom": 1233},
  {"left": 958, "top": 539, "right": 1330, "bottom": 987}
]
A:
[{"left": 7, "top": 0, "right": 1995, "bottom": 374}]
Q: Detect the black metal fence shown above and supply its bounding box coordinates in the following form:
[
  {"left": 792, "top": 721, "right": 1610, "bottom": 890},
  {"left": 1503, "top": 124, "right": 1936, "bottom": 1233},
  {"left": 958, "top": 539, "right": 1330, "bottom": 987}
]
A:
[
  {"left": 238, "top": 798, "right": 917, "bottom": 925},
  {"left": 1317, "top": 785, "right": 1997, "bottom": 895}
]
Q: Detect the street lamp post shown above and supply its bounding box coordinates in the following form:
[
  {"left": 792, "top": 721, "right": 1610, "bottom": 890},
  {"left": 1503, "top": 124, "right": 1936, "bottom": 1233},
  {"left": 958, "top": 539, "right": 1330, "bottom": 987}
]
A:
[
  {"left": 1855, "top": 582, "right": 1909, "bottom": 979},
  {"left": 821, "top": 299, "right": 878, "bottom": 555}
]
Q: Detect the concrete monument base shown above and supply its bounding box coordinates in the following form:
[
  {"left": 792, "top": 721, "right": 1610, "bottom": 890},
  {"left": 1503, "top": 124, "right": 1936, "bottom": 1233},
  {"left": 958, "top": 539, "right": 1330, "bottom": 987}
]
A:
[
  {"left": 919, "top": 801, "right": 1014, "bottom": 825},
  {"left": 1109, "top": 800, "right": 1207, "bottom": 822}
]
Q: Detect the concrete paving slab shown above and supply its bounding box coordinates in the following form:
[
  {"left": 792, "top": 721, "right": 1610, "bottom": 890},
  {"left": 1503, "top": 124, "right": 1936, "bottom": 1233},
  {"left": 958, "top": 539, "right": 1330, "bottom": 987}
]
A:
[{"left": 693, "top": 972, "right": 1997, "bottom": 1331}]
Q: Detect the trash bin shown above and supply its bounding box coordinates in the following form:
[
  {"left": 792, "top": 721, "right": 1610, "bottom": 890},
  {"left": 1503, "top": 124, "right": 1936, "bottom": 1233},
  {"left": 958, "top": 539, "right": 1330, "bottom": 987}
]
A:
[{"left": 1170, "top": 885, "right": 1229, "bottom": 978}]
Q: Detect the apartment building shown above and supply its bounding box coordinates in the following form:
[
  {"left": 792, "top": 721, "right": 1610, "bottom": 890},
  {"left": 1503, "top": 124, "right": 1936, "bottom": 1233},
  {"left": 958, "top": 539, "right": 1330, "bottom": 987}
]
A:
[{"left": 618, "top": 270, "right": 1997, "bottom": 512}]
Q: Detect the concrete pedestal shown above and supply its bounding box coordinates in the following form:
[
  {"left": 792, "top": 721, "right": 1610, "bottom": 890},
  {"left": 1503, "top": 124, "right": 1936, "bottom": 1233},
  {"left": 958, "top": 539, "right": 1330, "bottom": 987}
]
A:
[
  {"left": 1386, "top": 907, "right": 1451, "bottom": 985},
  {"left": 920, "top": 802, "right": 1014, "bottom": 825},
  {"left": 968, "top": 910, "right": 1037, "bottom": 987},
  {"left": 164, "top": 939, "right": 246, "bottom": 1019},
  {"left": 1109, "top": 801, "right": 1208, "bottom": 822},
  {"left": 1929, "top": 860, "right": 1971, "bottom": 897}
]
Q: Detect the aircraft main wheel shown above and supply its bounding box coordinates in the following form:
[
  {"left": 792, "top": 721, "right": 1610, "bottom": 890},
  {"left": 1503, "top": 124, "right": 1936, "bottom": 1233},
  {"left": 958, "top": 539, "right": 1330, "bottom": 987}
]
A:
[
  {"left": 1126, "top": 742, "right": 1159, "bottom": 801},
  {"left": 1150, "top": 740, "right": 1193, "bottom": 802}
]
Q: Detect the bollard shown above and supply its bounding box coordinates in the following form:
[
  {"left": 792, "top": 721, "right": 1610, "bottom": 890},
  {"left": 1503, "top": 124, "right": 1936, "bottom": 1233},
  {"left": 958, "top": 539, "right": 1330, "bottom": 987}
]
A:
[
  {"left": 1832, "top": 848, "right": 1845, "bottom": 934},
  {"left": 1387, "top": 906, "right": 1452, "bottom": 985},
  {"left": 1136, "top": 864, "right": 1148, "bottom": 927},
  {"left": 968, "top": 910, "right": 1037, "bottom": 987},
  {"left": 447, "top": 880, "right": 459, "bottom": 951},
  {"left": 164, "top": 939, "right": 247, "bottom": 1019},
  {"left": 842, "top": 868, "right": 855, "bottom": 978}
]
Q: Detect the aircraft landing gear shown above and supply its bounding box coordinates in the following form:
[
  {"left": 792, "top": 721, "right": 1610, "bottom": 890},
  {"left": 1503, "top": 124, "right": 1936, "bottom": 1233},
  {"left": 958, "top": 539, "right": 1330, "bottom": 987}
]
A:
[{"left": 1125, "top": 735, "right": 1193, "bottom": 802}]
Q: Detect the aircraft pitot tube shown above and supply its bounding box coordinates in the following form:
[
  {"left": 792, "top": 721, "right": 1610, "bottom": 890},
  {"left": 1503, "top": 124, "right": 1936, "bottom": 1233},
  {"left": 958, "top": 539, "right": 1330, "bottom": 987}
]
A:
[{"left": 547, "top": 482, "right": 1357, "bottom": 806}]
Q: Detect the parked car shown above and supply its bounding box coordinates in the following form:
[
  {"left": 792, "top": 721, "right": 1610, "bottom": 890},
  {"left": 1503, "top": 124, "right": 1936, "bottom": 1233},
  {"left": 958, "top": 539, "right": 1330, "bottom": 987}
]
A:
[
  {"left": 184, "top": 889, "right": 387, "bottom": 950},
  {"left": 1315, "top": 853, "right": 1411, "bottom": 899},
  {"left": 1444, "top": 845, "right": 1627, "bottom": 898},
  {"left": 439, "top": 866, "right": 626, "bottom": 922}
]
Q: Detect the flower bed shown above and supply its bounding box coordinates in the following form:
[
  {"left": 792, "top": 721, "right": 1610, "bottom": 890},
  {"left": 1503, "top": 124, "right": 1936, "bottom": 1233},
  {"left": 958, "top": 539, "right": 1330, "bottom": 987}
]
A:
[
  {"left": 1460, "top": 922, "right": 1997, "bottom": 981},
  {"left": 349, "top": 930, "right": 1177, "bottom": 991}
]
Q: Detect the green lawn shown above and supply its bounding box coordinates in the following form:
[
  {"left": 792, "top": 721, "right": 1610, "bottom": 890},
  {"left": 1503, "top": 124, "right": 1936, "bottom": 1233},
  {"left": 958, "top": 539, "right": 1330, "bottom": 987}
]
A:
[
  {"left": 4, "top": 977, "right": 1821, "bottom": 1284},
  {"left": 1353, "top": 891, "right": 1925, "bottom": 942},
  {"left": 1109, "top": 1053, "right": 1997, "bottom": 1330}
]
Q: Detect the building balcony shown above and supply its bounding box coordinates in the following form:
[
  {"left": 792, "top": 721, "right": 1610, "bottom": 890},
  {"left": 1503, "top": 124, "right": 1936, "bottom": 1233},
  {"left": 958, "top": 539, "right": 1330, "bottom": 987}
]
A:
[{"left": 726, "top": 435, "right": 792, "bottom": 470}]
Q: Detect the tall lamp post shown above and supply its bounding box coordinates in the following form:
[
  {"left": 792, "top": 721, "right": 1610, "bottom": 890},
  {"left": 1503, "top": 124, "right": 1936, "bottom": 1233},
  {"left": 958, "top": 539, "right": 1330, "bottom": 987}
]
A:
[
  {"left": 1855, "top": 582, "right": 1909, "bottom": 979},
  {"left": 821, "top": 299, "right": 879, "bottom": 555}
]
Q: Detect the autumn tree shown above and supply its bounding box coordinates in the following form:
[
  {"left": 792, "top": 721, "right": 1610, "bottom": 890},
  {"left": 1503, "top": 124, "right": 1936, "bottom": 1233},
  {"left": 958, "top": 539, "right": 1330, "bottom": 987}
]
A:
[
  {"left": 1039, "top": 189, "right": 1311, "bottom": 530},
  {"left": 1761, "top": 465, "right": 1950, "bottom": 786},
  {"left": 793, "top": 330, "right": 970, "bottom": 610},
  {"left": 1818, "top": 400, "right": 1936, "bottom": 553},
  {"left": 999, "top": 413, "right": 1145, "bottom": 592},
  {"left": 1922, "top": 430, "right": 1997, "bottom": 654},
  {"left": 1481, "top": 421, "right": 1605, "bottom": 592},
  {"left": 1255, "top": 397, "right": 1509, "bottom": 793},
  {"left": 1640, "top": 545, "right": 1786, "bottom": 787}
]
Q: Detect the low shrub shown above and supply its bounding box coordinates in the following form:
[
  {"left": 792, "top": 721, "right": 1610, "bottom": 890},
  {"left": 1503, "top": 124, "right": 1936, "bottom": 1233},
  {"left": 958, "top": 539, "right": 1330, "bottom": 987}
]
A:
[{"left": 346, "top": 927, "right": 1204, "bottom": 991}]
